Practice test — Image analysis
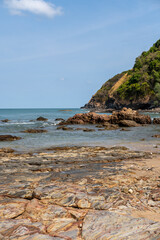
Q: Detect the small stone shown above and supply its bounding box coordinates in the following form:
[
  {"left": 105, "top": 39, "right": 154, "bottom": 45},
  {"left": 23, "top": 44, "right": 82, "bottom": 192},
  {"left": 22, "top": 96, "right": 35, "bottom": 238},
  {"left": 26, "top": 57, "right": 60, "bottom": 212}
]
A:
[
  {"left": 128, "top": 189, "right": 133, "bottom": 194},
  {"left": 148, "top": 200, "right": 156, "bottom": 207}
]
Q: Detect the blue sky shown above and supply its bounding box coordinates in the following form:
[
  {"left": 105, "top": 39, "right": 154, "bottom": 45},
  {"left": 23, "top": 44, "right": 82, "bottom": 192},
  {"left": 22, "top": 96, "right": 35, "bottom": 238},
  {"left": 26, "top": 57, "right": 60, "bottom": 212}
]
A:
[{"left": 0, "top": 0, "right": 160, "bottom": 108}]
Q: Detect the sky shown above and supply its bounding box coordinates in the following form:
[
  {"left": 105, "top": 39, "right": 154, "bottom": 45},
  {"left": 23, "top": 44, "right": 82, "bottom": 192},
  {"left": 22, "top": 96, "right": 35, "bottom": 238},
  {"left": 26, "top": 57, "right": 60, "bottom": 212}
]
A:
[{"left": 0, "top": 0, "right": 160, "bottom": 108}]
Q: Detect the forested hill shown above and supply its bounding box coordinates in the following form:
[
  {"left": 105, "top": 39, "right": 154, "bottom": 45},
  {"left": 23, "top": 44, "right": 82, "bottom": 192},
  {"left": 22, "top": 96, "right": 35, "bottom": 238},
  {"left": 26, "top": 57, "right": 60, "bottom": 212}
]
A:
[{"left": 83, "top": 39, "right": 160, "bottom": 110}]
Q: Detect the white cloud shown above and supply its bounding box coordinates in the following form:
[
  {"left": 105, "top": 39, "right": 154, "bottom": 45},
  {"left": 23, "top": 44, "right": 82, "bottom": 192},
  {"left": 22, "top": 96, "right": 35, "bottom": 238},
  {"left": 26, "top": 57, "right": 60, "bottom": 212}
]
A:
[{"left": 4, "top": 0, "right": 63, "bottom": 18}]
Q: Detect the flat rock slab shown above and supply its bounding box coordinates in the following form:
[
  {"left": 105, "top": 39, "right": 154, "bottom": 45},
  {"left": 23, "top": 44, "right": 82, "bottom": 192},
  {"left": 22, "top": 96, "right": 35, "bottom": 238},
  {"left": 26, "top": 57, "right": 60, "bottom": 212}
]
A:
[
  {"left": 82, "top": 210, "right": 160, "bottom": 240},
  {"left": 0, "top": 146, "right": 159, "bottom": 239}
]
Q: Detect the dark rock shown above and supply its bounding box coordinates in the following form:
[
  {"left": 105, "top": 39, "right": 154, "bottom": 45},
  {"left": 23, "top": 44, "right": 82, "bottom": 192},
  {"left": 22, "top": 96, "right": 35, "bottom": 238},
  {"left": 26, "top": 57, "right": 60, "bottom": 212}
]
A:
[
  {"left": 120, "top": 128, "right": 130, "bottom": 131},
  {"left": 21, "top": 129, "right": 48, "bottom": 133},
  {"left": 152, "top": 134, "right": 160, "bottom": 138},
  {"left": 36, "top": 116, "right": 48, "bottom": 121},
  {"left": 83, "top": 128, "right": 95, "bottom": 132},
  {"left": 0, "top": 135, "right": 21, "bottom": 141},
  {"left": 153, "top": 118, "right": 160, "bottom": 124},
  {"left": 1, "top": 119, "right": 9, "bottom": 123},
  {"left": 55, "top": 118, "right": 65, "bottom": 121},
  {"left": 57, "top": 126, "right": 74, "bottom": 131}
]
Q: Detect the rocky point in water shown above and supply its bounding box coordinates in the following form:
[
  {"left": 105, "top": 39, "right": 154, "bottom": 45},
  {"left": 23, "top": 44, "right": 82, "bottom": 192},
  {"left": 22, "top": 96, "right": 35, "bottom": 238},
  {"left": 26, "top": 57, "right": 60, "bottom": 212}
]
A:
[
  {"left": 83, "top": 39, "right": 160, "bottom": 110},
  {"left": 60, "top": 107, "right": 151, "bottom": 127}
]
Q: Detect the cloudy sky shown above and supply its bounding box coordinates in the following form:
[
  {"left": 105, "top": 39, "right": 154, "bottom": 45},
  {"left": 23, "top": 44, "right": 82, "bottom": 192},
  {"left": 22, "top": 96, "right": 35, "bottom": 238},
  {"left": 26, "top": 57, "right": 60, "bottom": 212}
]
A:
[{"left": 0, "top": 0, "right": 160, "bottom": 108}]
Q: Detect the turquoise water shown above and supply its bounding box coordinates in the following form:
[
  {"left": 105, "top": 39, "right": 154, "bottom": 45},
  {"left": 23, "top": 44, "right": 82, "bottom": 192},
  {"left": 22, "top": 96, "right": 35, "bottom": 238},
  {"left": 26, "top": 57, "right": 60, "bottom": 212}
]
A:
[{"left": 0, "top": 108, "right": 160, "bottom": 152}]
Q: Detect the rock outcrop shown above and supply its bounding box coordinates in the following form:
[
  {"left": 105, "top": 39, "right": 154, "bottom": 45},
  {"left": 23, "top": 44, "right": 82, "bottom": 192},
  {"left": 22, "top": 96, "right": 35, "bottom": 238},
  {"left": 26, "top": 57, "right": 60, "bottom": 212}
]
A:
[{"left": 60, "top": 108, "right": 151, "bottom": 127}]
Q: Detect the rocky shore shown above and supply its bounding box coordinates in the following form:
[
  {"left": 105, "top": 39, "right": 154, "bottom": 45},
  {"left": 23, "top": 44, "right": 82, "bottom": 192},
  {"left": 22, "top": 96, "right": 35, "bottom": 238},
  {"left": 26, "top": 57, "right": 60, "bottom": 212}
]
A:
[{"left": 0, "top": 145, "right": 160, "bottom": 239}]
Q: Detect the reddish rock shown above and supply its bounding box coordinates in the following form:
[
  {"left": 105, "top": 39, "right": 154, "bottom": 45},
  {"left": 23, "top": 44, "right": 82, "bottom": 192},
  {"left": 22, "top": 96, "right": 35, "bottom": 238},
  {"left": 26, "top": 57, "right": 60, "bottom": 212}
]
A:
[
  {"left": 0, "top": 135, "right": 21, "bottom": 141},
  {"left": 60, "top": 112, "right": 110, "bottom": 125}
]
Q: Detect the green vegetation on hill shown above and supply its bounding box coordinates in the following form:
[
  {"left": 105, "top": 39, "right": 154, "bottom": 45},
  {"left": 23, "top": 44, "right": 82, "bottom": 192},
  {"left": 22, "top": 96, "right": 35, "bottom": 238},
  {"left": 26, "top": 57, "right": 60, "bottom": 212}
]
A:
[
  {"left": 84, "top": 39, "right": 160, "bottom": 109},
  {"left": 116, "top": 40, "right": 160, "bottom": 105}
]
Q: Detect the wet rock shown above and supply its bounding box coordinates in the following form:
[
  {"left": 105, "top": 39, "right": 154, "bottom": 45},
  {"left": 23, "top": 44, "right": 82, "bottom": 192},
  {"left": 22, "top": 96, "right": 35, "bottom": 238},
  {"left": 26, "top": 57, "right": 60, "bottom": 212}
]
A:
[
  {"left": 82, "top": 211, "right": 160, "bottom": 240},
  {"left": 1, "top": 119, "right": 9, "bottom": 123},
  {"left": 152, "top": 134, "right": 160, "bottom": 138},
  {"left": 83, "top": 128, "right": 95, "bottom": 132},
  {"left": 55, "top": 118, "right": 65, "bottom": 121},
  {"left": 120, "top": 128, "right": 130, "bottom": 131},
  {"left": 22, "top": 129, "right": 48, "bottom": 133},
  {"left": 36, "top": 117, "right": 48, "bottom": 121},
  {"left": 153, "top": 118, "right": 160, "bottom": 124},
  {"left": 118, "top": 120, "right": 140, "bottom": 127},
  {"left": 0, "top": 135, "right": 21, "bottom": 141},
  {"left": 57, "top": 126, "right": 74, "bottom": 131}
]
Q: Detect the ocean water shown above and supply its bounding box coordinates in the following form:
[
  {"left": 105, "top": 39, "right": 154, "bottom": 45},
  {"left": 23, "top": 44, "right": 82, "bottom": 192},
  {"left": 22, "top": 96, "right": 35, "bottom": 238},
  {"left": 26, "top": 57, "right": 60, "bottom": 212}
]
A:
[{"left": 0, "top": 108, "right": 160, "bottom": 152}]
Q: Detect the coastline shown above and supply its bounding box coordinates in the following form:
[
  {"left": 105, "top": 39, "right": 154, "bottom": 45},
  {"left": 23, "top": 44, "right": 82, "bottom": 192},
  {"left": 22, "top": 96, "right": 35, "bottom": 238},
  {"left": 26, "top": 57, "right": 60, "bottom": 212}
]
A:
[{"left": 0, "top": 145, "right": 160, "bottom": 239}]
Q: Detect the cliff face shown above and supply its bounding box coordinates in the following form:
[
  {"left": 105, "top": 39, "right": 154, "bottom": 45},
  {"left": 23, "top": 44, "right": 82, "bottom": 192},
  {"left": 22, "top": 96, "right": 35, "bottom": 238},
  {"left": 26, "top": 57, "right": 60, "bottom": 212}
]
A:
[{"left": 83, "top": 40, "right": 160, "bottom": 110}]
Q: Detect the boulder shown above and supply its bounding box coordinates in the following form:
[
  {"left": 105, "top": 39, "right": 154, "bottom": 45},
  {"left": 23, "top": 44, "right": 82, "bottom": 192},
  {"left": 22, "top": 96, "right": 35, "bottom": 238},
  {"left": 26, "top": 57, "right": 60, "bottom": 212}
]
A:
[
  {"left": 36, "top": 116, "right": 48, "bottom": 121},
  {"left": 118, "top": 120, "right": 140, "bottom": 127},
  {"left": 153, "top": 118, "right": 160, "bottom": 124},
  {"left": 0, "top": 135, "right": 21, "bottom": 141},
  {"left": 22, "top": 129, "right": 48, "bottom": 133}
]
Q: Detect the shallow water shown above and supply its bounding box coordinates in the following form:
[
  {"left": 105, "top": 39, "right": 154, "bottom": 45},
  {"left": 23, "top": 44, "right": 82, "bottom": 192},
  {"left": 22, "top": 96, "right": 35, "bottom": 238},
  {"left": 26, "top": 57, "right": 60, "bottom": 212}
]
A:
[{"left": 0, "top": 108, "right": 160, "bottom": 152}]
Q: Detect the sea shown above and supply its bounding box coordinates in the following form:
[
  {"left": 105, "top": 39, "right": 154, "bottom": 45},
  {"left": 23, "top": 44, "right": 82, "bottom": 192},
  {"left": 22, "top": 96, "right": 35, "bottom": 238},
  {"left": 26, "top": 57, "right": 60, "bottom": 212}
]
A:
[{"left": 0, "top": 108, "right": 160, "bottom": 152}]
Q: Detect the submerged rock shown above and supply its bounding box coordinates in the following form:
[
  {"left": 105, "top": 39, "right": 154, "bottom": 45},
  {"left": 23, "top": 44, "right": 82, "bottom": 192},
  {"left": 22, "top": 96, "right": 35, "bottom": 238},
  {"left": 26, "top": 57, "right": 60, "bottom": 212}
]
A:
[
  {"left": 0, "top": 135, "right": 21, "bottom": 141},
  {"left": 57, "top": 126, "right": 74, "bottom": 131},
  {"left": 22, "top": 129, "right": 48, "bottom": 133}
]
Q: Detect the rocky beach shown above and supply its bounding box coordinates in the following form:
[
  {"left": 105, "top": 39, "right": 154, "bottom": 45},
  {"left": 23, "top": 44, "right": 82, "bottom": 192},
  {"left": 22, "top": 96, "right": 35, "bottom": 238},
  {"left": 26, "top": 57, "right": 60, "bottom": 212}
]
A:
[
  {"left": 0, "top": 108, "right": 160, "bottom": 239},
  {"left": 0, "top": 145, "right": 160, "bottom": 239}
]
